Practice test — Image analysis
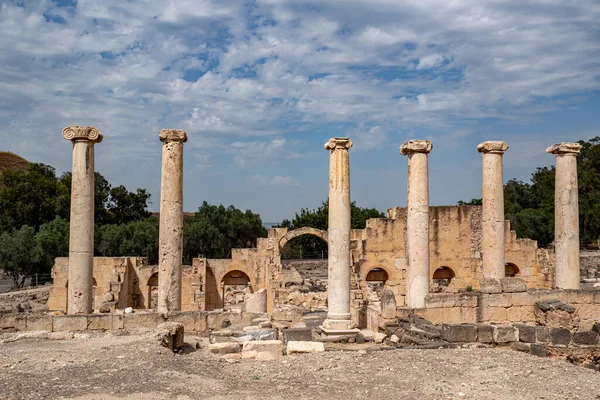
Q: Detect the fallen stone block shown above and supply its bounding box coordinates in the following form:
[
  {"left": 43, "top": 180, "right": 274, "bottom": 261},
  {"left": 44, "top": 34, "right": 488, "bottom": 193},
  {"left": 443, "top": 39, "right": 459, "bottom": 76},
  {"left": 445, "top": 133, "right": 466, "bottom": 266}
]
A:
[
  {"left": 241, "top": 340, "right": 283, "bottom": 361},
  {"left": 571, "top": 331, "right": 599, "bottom": 346},
  {"left": 157, "top": 322, "right": 185, "bottom": 352},
  {"left": 282, "top": 328, "right": 313, "bottom": 343},
  {"left": 500, "top": 278, "right": 527, "bottom": 293},
  {"left": 441, "top": 324, "right": 477, "bottom": 343},
  {"left": 530, "top": 343, "right": 547, "bottom": 357},
  {"left": 272, "top": 306, "right": 304, "bottom": 322},
  {"left": 493, "top": 325, "right": 518, "bottom": 343},
  {"left": 480, "top": 278, "right": 502, "bottom": 294},
  {"left": 374, "top": 332, "right": 387, "bottom": 344},
  {"left": 515, "top": 324, "right": 536, "bottom": 343},
  {"left": 243, "top": 289, "right": 267, "bottom": 314},
  {"left": 286, "top": 341, "right": 325, "bottom": 354},
  {"left": 359, "top": 329, "right": 375, "bottom": 342},
  {"left": 390, "top": 334, "right": 400, "bottom": 343},
  {"left": 209, "top": 342, "right": 241, "bottom": 355},
  {"left": 476, "top": 324, "right": 494, "bottom": 344},
  {"left": 511, "top": 342, "right": 531, "bottom": 352},
  {"left": 550, "top": 328, "right": 571, "bottom": 346}
]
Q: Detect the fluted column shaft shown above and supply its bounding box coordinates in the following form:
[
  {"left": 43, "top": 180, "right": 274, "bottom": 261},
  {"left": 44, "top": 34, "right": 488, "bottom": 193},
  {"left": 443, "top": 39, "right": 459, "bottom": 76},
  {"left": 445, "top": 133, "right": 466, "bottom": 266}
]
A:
[
  {"left": 401, "top": 140, "right": 433, "bottom": 308},
  {"left": 63, "top": 126, "right": 103, "bottom": 314},
  {"left": 547, "top": 142, "right": 581, "bottom": 289},
  {"left": 157, "top": 129, "right": 187, "bottom": 314}
]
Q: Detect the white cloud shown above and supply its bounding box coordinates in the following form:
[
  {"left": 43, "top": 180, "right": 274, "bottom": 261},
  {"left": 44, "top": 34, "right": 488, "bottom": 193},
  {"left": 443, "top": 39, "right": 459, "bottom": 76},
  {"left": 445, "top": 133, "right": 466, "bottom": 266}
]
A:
[{"left": 250, "top": 174, "right": 299, "bottom": 186}]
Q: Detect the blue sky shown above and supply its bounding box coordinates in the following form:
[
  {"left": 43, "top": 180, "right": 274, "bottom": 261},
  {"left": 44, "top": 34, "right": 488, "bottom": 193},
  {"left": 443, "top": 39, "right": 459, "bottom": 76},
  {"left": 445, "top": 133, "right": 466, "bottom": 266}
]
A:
[{"left": 1, "top": 0, "right": 599, "bottom": 222}]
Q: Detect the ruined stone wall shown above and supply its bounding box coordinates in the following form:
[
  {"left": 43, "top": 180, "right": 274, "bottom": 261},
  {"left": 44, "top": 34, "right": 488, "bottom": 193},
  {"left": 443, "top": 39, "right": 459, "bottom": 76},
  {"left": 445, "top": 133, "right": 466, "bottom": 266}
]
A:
[{"left": 580, "top": 250, "right": 600, "bottom": 283}]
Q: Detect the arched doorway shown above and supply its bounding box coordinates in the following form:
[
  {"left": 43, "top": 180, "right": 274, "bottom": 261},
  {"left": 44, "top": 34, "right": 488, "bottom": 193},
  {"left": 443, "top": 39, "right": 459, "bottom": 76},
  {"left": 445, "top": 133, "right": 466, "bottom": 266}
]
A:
[
  {"left": 432, "top": 267, "right": 455, "bottom": 292},
  {"left": 147, "top": 272, "right": 158, "bottom": 309},
  {"left": 505, "top": 263, "right": 520, "bottom": 277},
  {"left": 221, "top": 270, "right": 251, "bottom": 311},
  {"left": 365, "top": 268, "right": 389, "bottom": 303},
  {"left": 279, "top": 230, "right": 328, "bottom": 292}
]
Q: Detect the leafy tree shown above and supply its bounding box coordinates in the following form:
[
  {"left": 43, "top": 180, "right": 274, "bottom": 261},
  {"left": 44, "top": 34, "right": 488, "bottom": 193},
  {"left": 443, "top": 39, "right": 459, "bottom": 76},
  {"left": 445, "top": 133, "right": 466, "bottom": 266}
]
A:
[
  {"left": 0, "top": 226, "right": 38, "bottom": 288},
  {"left": 96, "top": 218, "right": 159, "bottom": 264},
  {"left": 457, "top": 198, "right": 482, "bottom": 206},
  {"left": 183, "top": 202, "right": 268, "bottom": 262},
  {"left": 0, "top": 164, "right": 66, "bottom": 232},
  {"left": 33, "top": 217, "right": 70, "bottom": 273}
]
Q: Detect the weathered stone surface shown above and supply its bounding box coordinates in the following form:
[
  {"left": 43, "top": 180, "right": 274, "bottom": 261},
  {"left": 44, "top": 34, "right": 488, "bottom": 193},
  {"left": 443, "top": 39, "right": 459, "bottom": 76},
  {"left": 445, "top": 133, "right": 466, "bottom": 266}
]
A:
[
  {"left": 241, "top": 340, "right": 283, "bottom": 361},
  {"left": 571, "top": 331, "right": 599, "bottom": 346},
  {"left": 323, "top": 137, "right": 354, "bottom": 331},
  {"left": 401, "top": 139, "right": 432, "bottom": 308},
  {"left": 374, "top": 332, "right": 387, "bottom": 344},
  {"left": 515, "top": 324, "right": 536, "bottom": 343},
  {"left": 286, "top": 341, "right": 325, "bottom": 354},
  {"left": 478, "top": 141, "right": 508, "bottom": 281},
  {"left": 168, "top": 312, "right": 196, "bottom": 333},
  {"left": 550, "top": 328, "right": 571, "bottom": 346},
  {"left": 272, "top": 306, "right": 303, "bottom": 323},
  {"left": 593, "top": 322, "right": 600, "bottom": 334},
  {"left": 547, "top": 142, "right": 581, "bottom": 290},
  {"left": 26, "top": 314, "right": 52, "bottom": 331},
  {"left": 157, "top": 321, "right": 184, "bottom": 351},
  {"left": 243, "top": 289, "right": 267, "bottom": 314},
  {"left": 500, "top": 278, "right": 527, "bottom": 293},
  {"left": 530, "top": 343, "right": 547, "bottom": 357},
  {"left": 476, "top": 324, "right": 494, "bottom": 344},
  {"left": 209, "top": 342, "right": 241, "bottom": 355},
  {"left": 87, "top": 315, "right": 112, "bottom": 331},
  {"left": 511, "top": 342, "right": 531, "bottom": 352},
  {"left": 123, "top": 312, "right": 161, "bottom": 330},
  {"left": 282, "top": 328, "right": 313, "bottom": 343},
  {"left": 493, "top": 325, "right": 518, "bottom": 343},
  {"left": 535, "top": 326, "right": 549, "bottom": 343},
  {"left": 380, "top": 288, "right": 397, "bottom": 319},
  {"left": 53, "top": 315, "right": 87, "bottom": 332},
  {"left": 535, "top": 301, "right": 580, "bottom": 330},
  {"left": 480, "top": 278, "right": 502, "bottom": 294},
  {"left": 441, "top": 324, "right": 477, "bottom": 343},
  {"left": 0, "top": 314, "right": 27, "bottom": 331}
]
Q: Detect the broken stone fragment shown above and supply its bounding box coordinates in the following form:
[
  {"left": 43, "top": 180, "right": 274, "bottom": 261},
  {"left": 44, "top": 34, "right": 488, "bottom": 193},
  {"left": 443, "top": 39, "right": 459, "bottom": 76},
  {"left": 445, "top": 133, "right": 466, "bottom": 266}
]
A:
[
  {"left": 286, "top": 341, "right": 325, "bottom": 354},
  {"left": 157, "top": 321, "right": 184, "bottom": 352}
]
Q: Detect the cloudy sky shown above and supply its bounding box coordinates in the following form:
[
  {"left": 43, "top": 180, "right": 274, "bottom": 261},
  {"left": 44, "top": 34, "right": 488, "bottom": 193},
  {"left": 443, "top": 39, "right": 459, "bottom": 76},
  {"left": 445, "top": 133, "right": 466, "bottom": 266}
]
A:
[{"left": 1, "top": 0, "right": 599, "bottom": 222}]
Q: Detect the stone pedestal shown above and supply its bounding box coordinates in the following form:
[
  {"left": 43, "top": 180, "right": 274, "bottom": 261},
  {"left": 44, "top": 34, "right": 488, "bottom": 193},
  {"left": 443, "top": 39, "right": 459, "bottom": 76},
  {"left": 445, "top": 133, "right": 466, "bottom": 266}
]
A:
[
  {"left": 157, "top": 129, "right": 187, "bottom": 314},
  {"left": 400, "top": 140, "right": 432, "bottom": 308},
  {"left": 547, "top": 142, "right": 582, "bottom": 289},
  {"left": 62, "top": 126, "right": 103, "bottom": 314},
  {"left": 477, "top": 141, "right": 508, "bottom": 283},
  {"left": 321, "top": 137, "right": 358, "bottom": 335}
]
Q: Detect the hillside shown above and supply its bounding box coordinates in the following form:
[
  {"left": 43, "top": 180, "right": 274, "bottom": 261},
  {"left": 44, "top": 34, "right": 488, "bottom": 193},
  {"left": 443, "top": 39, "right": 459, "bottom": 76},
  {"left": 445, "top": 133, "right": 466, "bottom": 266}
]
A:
[{"left": 0, "top": 151, "right": 29, "bottom": 173}]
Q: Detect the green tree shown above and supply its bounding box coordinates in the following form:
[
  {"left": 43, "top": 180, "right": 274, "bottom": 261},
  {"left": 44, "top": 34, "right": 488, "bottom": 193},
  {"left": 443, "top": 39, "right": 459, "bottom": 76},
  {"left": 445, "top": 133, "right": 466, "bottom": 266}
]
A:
[
  {"left": 0, "top": 226, "right": 38, "bottom": 288},
  {"left": 0, "top": 164, "right": 65, "bottom": 232},
  {"left": 96, "top": 218, "right": 159, "bottom": 264},
  {"left": 33, "top": 217, "right": 70, "bottom": 274},
  {"left": 457, "top": 198, "right": 482, "bottom": 206},
  {"left": 183, "top": 202, "right": 268, "bottom": 262}
]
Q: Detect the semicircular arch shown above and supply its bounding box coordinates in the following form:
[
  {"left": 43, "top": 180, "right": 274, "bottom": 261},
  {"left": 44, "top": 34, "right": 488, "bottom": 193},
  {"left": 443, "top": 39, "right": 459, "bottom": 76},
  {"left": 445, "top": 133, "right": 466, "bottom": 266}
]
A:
[{"left": 278, "top": 227, "right": 328, "bottom": 251}]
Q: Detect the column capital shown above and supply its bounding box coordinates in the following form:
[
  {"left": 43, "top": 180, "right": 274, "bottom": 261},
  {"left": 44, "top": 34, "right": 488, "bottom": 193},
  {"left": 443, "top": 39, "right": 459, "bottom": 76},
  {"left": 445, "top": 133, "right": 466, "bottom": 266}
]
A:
[
  {"left": 324, "top": 137, "right": 353, "bottom": 151},
  {"left": 546, "top": 142, "right": 582, "bottom": 155},
  {"left": 62, "top": 126, "right": 103, "bottom": 143},
  {"left": 477, "top": 141, "right": 508, "bottom": 154},
  {"left": 159, "top": 129, "right": 188, "bottom": 143},
  {"left": 400, "top": 139, "right": 432, "bottom": 156}
]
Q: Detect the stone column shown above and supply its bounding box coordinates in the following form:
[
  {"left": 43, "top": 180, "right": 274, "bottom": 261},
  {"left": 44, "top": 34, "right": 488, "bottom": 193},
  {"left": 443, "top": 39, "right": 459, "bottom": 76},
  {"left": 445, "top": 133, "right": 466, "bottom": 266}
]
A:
[
  {"left": 157, "top": 129, "right": 187, "bottom": 314},
  {"left": 477, "top": 141, "right": 509, "bottom": 283},
  {"left": 62, "top": 126, "right": 103, "bottom": 314},
  {"left": 547, "top": 142, "right": 582, "bottom": 289},
  {"left": 322, "top": 137, "right": 355, "bottom": 333},
  {"left": 400, "top": 140, "right": 433, "bottom": 308}
]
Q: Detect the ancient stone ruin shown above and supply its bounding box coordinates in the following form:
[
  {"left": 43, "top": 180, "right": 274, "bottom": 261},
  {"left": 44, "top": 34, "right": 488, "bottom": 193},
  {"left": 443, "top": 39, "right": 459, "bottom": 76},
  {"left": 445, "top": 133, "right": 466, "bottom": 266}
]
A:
[{"left": 1, "top": 128, "right": 599, "bottom": 366}]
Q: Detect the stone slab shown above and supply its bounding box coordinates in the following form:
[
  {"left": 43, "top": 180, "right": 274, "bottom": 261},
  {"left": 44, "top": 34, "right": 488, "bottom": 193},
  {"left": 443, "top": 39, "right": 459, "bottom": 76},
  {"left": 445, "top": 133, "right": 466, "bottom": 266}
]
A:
[
  {"left": 550, "top": 327, "right": 571, "bottom": 346},
  {"left": 282, "top": 328, "right": 313, "bottom": 343},
  {"left": 441, "top": 324, "right": 477, "bottom": 343},
  {"left": 87, "top": 315, "right": 113, "bottom": 331},
  {"left": 123, "top": 312, "right": 160, "bottom": 330},
  {"left": 476, "top": 324, "right": 494, "bottom": 344},
  {"left": 52, "top": 315, "right": 87, "bottom": 332},
  {"left": 26, "top": 314, "right": 52, "bottom": 331},
  {"left": 572, "top": 331, "right": 599, "bottom": 346},
  {"left": 286, "top": 341, "right": 325, "bottom": 354},
  {"left": 530, "top": 343, "right": 547, "bottom": 357},
  {"left": 493, "top": 325, "right": 518, "bottom": 343},
  {"left": 209, "top": 342, "right": 241, "bottom": 355},
  {"left": 515, "top": 324, "right": 536, "bottom": 343},
  {"left": 241, "top": 340, "right": 283, "bottom": 361}
]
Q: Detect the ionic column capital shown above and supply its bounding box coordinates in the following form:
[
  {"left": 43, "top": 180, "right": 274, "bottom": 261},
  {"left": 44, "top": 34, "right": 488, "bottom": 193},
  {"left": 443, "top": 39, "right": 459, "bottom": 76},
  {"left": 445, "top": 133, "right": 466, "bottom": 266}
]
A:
[
  {"left": 546, "top": 142, "right": 582, "bottom": 156},
  {"left": 159, "top": 129, "right": 188, "bottom": 143},
  {"left": 477, "top": 141, "right": 508, "bottom": 154},
  {"left": 62, "top": 126, "right": 103, "bottom": 143},
  {"left": 400, "top": 139, "right": 432, "bottom": 156},
  {"left": 324, "top": 137, "right": 353, "bottom": 152}
]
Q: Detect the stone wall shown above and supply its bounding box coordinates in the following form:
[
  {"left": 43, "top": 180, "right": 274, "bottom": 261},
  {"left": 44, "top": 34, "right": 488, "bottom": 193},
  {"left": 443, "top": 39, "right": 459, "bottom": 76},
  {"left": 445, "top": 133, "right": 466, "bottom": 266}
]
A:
[
  {"left": 0, "top": 286, "right": 50, "bottom": 313},
  {"left": 580, "top": 250, "right": 600, "bottom": 283},
  {"left": 411, "top": 289, "right": 600, "bottom": 331}
]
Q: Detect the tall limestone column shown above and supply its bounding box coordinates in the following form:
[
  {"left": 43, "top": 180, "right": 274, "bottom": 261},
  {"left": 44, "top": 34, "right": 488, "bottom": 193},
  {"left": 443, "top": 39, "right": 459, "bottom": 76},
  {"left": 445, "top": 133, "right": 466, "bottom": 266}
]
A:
[
  {"left": 547, "top": 142, "right": 582, "bottom": 289},
  {"left": 400, "top": 140, "right": 433, "bottom": 308},
  {"left": 62, "top": 126, "right": 103, "bottom": 314},
  {"left": 477, "top": 141, "right": 509, "bottom": 283},
  {"left": 322, "top": 137, "right": 356, "bottom": 333},
  {"left": 157, "top": 129, "right": 187, "bottom": 314}
]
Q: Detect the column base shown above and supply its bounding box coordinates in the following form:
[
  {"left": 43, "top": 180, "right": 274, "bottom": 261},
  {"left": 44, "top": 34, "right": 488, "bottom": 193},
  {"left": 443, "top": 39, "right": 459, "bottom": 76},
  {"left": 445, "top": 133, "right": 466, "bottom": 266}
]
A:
[{"left": 319, "top": 318, "right": 360, "bottom": 337}]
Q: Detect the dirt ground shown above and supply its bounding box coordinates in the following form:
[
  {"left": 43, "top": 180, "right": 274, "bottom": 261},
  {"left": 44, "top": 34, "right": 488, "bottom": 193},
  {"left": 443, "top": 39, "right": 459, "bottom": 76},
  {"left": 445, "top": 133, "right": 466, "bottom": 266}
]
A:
[{"left": 1, "top": 332, "right": 599, "bottom": 400}]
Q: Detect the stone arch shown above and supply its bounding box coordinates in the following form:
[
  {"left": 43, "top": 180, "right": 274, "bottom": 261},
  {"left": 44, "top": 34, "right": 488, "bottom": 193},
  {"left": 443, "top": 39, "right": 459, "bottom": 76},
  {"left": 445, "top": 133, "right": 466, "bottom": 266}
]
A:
[
  {"left": 147, "top": 272, "right": 159, "bottom": 309},
  {"left": 362, "top": 267, "right": 391, "bottom": 303},
  {"left": 365, "top": 267, "right": 389, "bottom": 282},
  {"left": 431, "top": 266, "right": 455, "bottom": 292},
  {"left": 220, "top": 270, "right": 252, "bottom": 311},
  {"left": 278, "top": 227, "right": 328, "bottom": 251},
  {"left": 505, "top": 262, "right": 520, "bottom": 277}
]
